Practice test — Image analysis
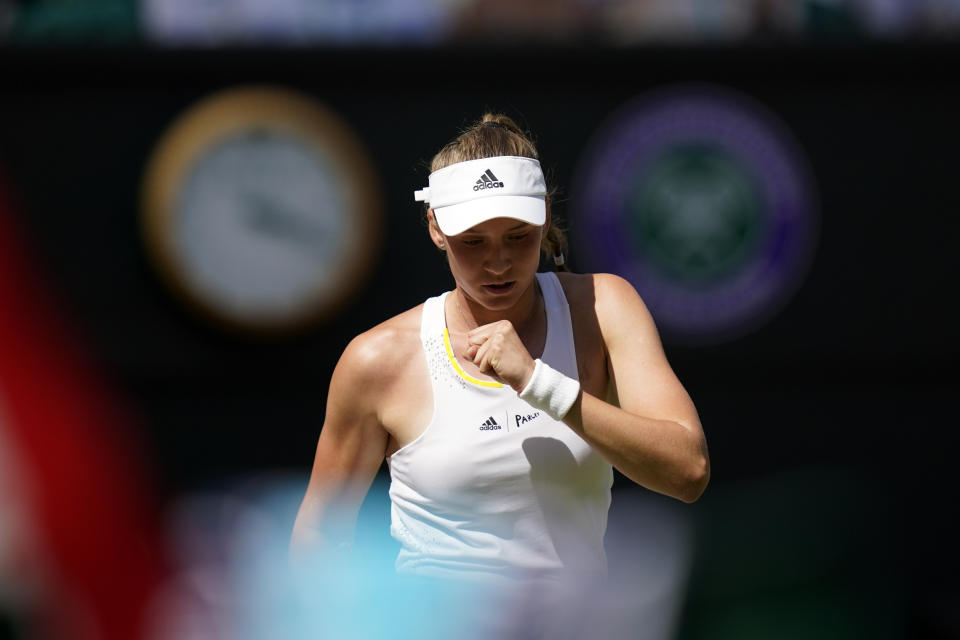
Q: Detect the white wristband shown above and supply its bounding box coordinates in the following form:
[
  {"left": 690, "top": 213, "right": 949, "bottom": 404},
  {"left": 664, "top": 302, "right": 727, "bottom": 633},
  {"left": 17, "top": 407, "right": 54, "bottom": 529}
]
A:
[{"left": 518, "top": 359, "right": 581, "bottom": 421}]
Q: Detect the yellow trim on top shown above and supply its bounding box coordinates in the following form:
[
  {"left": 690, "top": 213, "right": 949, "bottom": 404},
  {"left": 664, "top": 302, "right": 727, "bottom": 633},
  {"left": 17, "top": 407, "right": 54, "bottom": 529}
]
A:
[{"left": 442, "top": 328, "right": 504, "bottom": 388}]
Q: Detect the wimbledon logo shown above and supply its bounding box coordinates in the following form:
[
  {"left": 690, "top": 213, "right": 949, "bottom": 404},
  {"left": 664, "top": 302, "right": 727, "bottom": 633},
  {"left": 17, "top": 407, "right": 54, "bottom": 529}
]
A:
[{"left": 571, "top": 84, "right": 818, "bottom": 345}]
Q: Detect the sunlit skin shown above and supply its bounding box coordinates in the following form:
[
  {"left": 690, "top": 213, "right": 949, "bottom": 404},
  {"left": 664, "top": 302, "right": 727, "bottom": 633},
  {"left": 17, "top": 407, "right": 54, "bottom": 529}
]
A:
[{"left": 291, "top": 206, "right": 710, "bottom": 560}]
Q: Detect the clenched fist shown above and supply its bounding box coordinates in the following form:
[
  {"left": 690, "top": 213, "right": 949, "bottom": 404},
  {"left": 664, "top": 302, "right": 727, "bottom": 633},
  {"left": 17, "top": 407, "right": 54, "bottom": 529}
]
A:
[{"left": 463, "top": 320, "right": 536, "bottom": 392}]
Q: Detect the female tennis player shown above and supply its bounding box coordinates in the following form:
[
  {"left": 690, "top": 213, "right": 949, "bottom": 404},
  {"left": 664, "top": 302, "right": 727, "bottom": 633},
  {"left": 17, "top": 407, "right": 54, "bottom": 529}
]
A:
[{"left": 291, "top": 114, "right": 709, "bottom": 627}]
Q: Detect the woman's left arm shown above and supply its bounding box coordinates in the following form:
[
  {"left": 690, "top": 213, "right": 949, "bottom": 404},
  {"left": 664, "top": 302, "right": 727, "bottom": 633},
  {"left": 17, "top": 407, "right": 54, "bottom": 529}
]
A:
[
  {"left": 464, "top": 273, "right": 709, "bottom": 502},
  {"left": 564, "top": 273, "right": 709, "bottom": 503}
]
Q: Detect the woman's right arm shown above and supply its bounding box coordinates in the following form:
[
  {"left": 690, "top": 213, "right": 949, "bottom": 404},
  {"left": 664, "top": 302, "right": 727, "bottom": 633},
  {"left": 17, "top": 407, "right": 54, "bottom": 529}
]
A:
[{"left": 290, "top": 334, "right": 390, "bottom": 561}]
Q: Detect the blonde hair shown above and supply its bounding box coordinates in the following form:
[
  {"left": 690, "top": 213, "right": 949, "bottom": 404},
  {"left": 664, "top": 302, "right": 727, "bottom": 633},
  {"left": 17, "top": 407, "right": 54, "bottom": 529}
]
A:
[{"left": 428, "top": 113, "right": 568, "bottom": 271}]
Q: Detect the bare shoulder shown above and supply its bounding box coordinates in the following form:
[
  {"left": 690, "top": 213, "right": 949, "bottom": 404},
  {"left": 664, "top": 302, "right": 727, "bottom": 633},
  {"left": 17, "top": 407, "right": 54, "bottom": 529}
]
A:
[
  {"left": 556, "top": 271, "right": 659, "bottom": 350},
  {"left": 337, "top": 304, "right": 425, "bottom": 387},
  {"left": 555, "top": 272, "right": 649, "bottom": 319},
  {"left": 314, "top": 303, "right": 428, "bottom": 467}
]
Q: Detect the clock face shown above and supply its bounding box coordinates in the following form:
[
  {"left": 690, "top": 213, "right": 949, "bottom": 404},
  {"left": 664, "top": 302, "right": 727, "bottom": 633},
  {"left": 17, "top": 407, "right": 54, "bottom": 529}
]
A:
[{"left": 141, "top": 87, "right": 382, "bottom": 334}]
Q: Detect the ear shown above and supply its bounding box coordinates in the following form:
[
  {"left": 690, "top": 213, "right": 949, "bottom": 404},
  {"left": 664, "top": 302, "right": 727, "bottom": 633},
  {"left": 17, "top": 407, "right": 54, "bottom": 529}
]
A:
[{"left": 426, "top": 209, "right": 447, "bottom": 250}]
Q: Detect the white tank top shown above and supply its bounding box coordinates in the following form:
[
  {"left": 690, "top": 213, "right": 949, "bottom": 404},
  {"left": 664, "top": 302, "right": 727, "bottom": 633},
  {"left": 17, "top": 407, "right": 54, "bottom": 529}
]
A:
[{"left": 387, "top": 272, "right": 613, "bottom": 587}]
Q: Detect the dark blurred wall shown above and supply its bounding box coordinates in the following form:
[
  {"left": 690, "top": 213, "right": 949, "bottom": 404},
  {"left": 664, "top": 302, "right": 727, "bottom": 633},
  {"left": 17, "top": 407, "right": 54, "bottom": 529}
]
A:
[{"left": 1, "top": 44, "right": 958, "bottom": 637}]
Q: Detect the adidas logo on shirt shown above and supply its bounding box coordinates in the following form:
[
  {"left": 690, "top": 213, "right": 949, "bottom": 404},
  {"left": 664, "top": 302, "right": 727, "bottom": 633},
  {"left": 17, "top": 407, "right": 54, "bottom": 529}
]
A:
[
  {"left": 479, "top": 416, "right": 502, "bottom": 431},
  {"left": 473, "top": 169, "right": 504, "bottom": 191}
]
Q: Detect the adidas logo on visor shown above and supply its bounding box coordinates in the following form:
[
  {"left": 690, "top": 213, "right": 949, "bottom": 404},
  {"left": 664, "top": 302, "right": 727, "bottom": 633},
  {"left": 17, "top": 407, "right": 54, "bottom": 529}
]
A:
[
  {"left": 473, "top": 169, "right": 504, "bottom": 191},
  {"left": 412, "top": 156, "right": 547, "bottom": 236}
]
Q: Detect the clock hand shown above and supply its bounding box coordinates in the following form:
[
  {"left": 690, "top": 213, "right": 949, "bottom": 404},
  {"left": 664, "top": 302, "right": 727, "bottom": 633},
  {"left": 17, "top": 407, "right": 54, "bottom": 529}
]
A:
[{"left": 242, "top": 192, "right": 335, "bottom": 256}]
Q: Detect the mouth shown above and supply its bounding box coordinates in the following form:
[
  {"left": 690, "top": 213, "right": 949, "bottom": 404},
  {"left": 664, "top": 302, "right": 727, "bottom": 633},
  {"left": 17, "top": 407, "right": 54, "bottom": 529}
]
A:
[{"left": 482, "top": 281, "right": 516, "bottom": 294}]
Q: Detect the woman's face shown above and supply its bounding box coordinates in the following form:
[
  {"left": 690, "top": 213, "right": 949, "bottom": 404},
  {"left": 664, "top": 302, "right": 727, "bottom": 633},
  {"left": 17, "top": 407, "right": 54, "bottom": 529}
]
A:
[{"left": 431, "top": 214, "right": 545, "bottom": 311}]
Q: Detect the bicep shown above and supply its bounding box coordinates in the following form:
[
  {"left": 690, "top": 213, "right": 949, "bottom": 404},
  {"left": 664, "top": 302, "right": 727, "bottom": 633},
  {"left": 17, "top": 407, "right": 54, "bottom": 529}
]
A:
[
  {"left": 294, "top": 347, "right": 389, "bottom": 538},
  {"left": 304, "top": 410, "right": 387, "bottom": 509},
  {"left": 599, "top": 275, "right": 702, "bottom": 433}
]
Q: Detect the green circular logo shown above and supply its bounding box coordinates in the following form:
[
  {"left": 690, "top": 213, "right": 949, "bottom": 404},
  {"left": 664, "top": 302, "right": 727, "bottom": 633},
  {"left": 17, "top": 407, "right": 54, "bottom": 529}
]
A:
[
  {"left": 572, "top": 84, "right": 819, "bottom": 344},
  {"left": 629, "top": 145, "right": 764, "bottom": 287}
]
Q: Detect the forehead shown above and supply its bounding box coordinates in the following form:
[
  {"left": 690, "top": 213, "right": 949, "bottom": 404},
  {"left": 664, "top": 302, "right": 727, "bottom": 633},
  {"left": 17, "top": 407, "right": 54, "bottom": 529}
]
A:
[{"left": 456, "top": 217, "right": 538, "bottom": 235}]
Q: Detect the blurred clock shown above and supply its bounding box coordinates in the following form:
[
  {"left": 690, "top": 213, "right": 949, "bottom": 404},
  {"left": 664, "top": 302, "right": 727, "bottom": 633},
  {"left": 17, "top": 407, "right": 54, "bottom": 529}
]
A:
[{"left": 140, "top": 86, "right": 383, "bottom": 336}]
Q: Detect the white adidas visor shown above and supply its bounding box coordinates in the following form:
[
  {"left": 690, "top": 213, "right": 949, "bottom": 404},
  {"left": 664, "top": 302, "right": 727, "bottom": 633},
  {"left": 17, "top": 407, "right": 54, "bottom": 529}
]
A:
[{"left": 414, "top": 156, "right": 547, "bottom": 236}]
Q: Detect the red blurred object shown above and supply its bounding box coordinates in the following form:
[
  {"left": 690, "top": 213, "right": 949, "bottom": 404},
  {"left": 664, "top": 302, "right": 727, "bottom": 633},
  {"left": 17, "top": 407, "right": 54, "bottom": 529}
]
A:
[{"left": 0, "top": 169, "right": 165, "bottom": 639}]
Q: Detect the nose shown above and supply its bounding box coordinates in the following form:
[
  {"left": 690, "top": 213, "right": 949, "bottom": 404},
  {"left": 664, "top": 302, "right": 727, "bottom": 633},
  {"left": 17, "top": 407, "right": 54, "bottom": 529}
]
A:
[{"left": 484, "top": 242, "right": 510, "bottom": 276}]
